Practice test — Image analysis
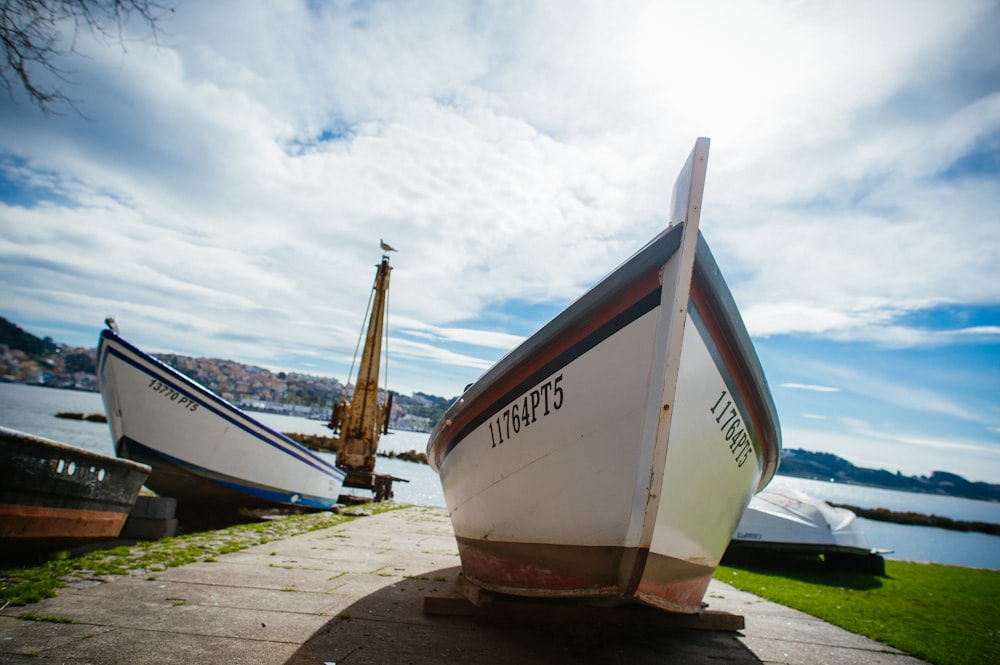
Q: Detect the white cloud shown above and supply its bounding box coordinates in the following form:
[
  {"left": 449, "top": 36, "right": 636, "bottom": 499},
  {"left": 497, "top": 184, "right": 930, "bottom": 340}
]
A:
[
  {"left": 794, "top": 360, "right": 991, "bottom": 427},
  {"left": 1, "top": 0, "right": 998, "bottom": 407},
  {"left": 780, "top": 383, "right": 841, "bottom": 393},
  {"left": 398, "top": 317, "right": 525, "bottom": 352}
]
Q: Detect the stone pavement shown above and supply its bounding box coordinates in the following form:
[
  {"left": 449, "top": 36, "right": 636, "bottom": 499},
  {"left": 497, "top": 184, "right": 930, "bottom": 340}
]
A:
[{"left": 0, "top": 506, "right": 928, "bottom": 664}]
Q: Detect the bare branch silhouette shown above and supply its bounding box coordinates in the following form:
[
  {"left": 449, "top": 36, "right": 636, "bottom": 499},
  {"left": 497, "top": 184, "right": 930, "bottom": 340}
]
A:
[{"left": 0, "top": 0, "right": 174, "bottom": 115}]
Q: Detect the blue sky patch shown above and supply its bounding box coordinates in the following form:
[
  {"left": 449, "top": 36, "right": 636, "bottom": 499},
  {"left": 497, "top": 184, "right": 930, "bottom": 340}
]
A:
[{"left": 0, "top": 154, "right": 75, "bottom": 208}]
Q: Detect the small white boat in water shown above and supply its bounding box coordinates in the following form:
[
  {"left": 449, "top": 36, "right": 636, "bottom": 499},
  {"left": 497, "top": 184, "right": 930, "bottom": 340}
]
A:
[
  {"left": 97, "top": 327, "right": 346, "bottom": 509},
  {"left": 726, "top": 486, "right": 886, "bottom": 572},
  {"left": 427, "top": 138, "right": 782, "bottom": 614}
]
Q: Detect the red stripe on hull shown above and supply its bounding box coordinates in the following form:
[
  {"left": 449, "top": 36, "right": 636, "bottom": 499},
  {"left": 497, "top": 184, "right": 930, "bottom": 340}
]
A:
[
  {"left": 690, "top": 277, "right": 774, "bottom": 475},
  {"left": 456, "top": 537, "right": 634, "bottom": 597},
  {"left": 456, "top": 537, "right": 714, "bottom": 613}
]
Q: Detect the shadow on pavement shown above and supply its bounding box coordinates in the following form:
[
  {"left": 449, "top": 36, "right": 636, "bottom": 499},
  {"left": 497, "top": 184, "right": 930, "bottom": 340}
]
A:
[{"left": 283, "top": 566, "right": 763, "bottom": 665}]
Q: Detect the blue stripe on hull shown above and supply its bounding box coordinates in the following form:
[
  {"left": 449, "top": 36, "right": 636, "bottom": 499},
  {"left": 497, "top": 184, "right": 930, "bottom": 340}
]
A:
[{"left": 120, "top": 437, "right": 340, "bottom": 510}]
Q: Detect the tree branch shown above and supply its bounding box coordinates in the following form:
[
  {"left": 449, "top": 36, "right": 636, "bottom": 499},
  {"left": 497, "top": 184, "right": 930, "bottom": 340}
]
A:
[{"left": 0, "top": 0, "right": 174, "bottom": 115}]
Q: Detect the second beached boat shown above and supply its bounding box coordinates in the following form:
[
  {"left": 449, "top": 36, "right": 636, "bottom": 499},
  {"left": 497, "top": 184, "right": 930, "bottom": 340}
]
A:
[
  {"left": 726, "top": 486, "right": 887, "bottom": 573},
  {"left": 426, "top": 138, "right": 781, "bottom": 613}
]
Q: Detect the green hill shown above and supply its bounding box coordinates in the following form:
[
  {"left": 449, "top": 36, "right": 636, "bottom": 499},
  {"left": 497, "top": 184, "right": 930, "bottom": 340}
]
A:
[
  {"left": 0, "top": 316, "right": 55, "bottom": 355},
  {"left": 779, "top": 448, "right": 1000, "bottom": 502}
]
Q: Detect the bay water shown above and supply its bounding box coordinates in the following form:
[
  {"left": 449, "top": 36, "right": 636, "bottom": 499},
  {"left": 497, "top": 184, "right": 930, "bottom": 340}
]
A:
[{"left": 3, "top": 382, "right": 998, "bottom": 570}]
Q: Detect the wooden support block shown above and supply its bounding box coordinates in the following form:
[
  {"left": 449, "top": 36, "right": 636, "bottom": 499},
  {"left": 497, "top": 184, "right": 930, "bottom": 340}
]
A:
[
  {"left": 422, "top": 593, "right": 745, "bottom": 632},
  {"left": 455, "top": 572, "right": 495, "bottom": 607},
  {"left": 122, "top": 516, "right": 178, "bottom": 539}
]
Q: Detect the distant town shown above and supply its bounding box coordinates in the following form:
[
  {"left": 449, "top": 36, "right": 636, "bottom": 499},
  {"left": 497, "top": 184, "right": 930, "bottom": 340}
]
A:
[{"left": 0, "top": 316, "right": 452, "bottom": 433}]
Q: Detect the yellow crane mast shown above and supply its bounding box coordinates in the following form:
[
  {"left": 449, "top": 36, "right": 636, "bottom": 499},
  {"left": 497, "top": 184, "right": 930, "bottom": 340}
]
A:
[{"left": 326, "top": 252, "right": 400, "bottom": 500}]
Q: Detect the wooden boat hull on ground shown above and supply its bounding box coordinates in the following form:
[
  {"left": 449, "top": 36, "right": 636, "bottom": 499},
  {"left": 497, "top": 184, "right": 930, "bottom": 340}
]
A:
[
  {"left": 0, "top": 426, "right": 150, "bottom": 551},
  {"left": 97, "top": 330, "right": 346, "bottom": 510},
  {"left": 427, "top": 138, "right": 781, "bottom": 613}
]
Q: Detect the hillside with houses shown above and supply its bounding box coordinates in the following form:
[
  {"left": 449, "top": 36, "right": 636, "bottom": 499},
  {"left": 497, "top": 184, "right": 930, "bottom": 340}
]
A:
[{"left": 0, "top": 316, "right": 452, "bottom": 433}]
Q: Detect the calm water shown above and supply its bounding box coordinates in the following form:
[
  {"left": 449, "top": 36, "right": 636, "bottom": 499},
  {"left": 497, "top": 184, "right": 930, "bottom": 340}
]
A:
[{"left": 3, "top": 382, "right": 998, "bottom": 569}]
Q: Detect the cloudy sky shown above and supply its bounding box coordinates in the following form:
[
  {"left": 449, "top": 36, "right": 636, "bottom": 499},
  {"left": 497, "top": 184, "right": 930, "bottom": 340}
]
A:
[{"left": 1, "top": 0, "right": 998, "bottom": 482}]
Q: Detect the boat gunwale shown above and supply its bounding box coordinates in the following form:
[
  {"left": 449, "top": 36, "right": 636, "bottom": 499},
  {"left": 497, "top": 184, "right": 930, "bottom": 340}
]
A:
[
  {"left": 0, "top": 425, "right": 151, "bottom": 475},
  {"left": 689, "top": 235, "right": 782, "bottom": 489}
]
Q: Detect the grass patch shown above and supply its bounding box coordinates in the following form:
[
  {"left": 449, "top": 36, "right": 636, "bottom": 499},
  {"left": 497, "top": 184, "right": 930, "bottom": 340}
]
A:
[
  {"left": 1, "top": 502, "right": 403, "bottom": 607},
  {"left": 715, "top": 558, "right": 1000, "bottom": 665},
  {"left": 16, "top": 612, "right": 78, "bottom": 624}
]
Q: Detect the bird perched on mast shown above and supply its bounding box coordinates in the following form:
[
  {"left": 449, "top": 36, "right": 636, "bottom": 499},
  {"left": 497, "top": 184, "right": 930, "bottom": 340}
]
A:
[{"left": 380, "top": 238, "right": 397, "bottom": 253}]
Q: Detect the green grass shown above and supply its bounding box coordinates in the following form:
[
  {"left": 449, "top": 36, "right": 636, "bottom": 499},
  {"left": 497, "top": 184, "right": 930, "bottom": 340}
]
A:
[
  {"left": 16, "top": 612, "right": 78, "bottom": 624},
  {"left": 715, "top": 558, "right": 1000, "bottom": 665},
  {"left": 1, "top": 502, "right": 402, "bottom": 607}
]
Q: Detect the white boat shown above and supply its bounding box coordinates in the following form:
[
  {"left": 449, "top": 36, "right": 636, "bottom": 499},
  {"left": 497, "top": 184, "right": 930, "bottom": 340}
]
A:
[
  {"left": 426, "top": 138, "right": 782, "bottom": 614},
  {"left": 96, "top": 327, "right": 346, "bottom": 509},
  {"left": 726, "top": 486, "right": 886, "bottom": 572}
]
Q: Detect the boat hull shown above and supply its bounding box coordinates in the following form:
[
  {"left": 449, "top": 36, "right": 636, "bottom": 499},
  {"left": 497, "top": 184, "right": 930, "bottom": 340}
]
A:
[
  {"left": 729, "top": 487, "right": 873, "bottom": 555},
  {"left": 725, "top": 487, "right": 885, "bottom": 573},
  {"left": 0, "top": 426, "right": 150, "bottom": 550},
  {"left": 96, "top": 330, "right": 346, "bottom": 510},
  {"left": 427, "top": 138, "right": 781, "bottom": 613}
]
